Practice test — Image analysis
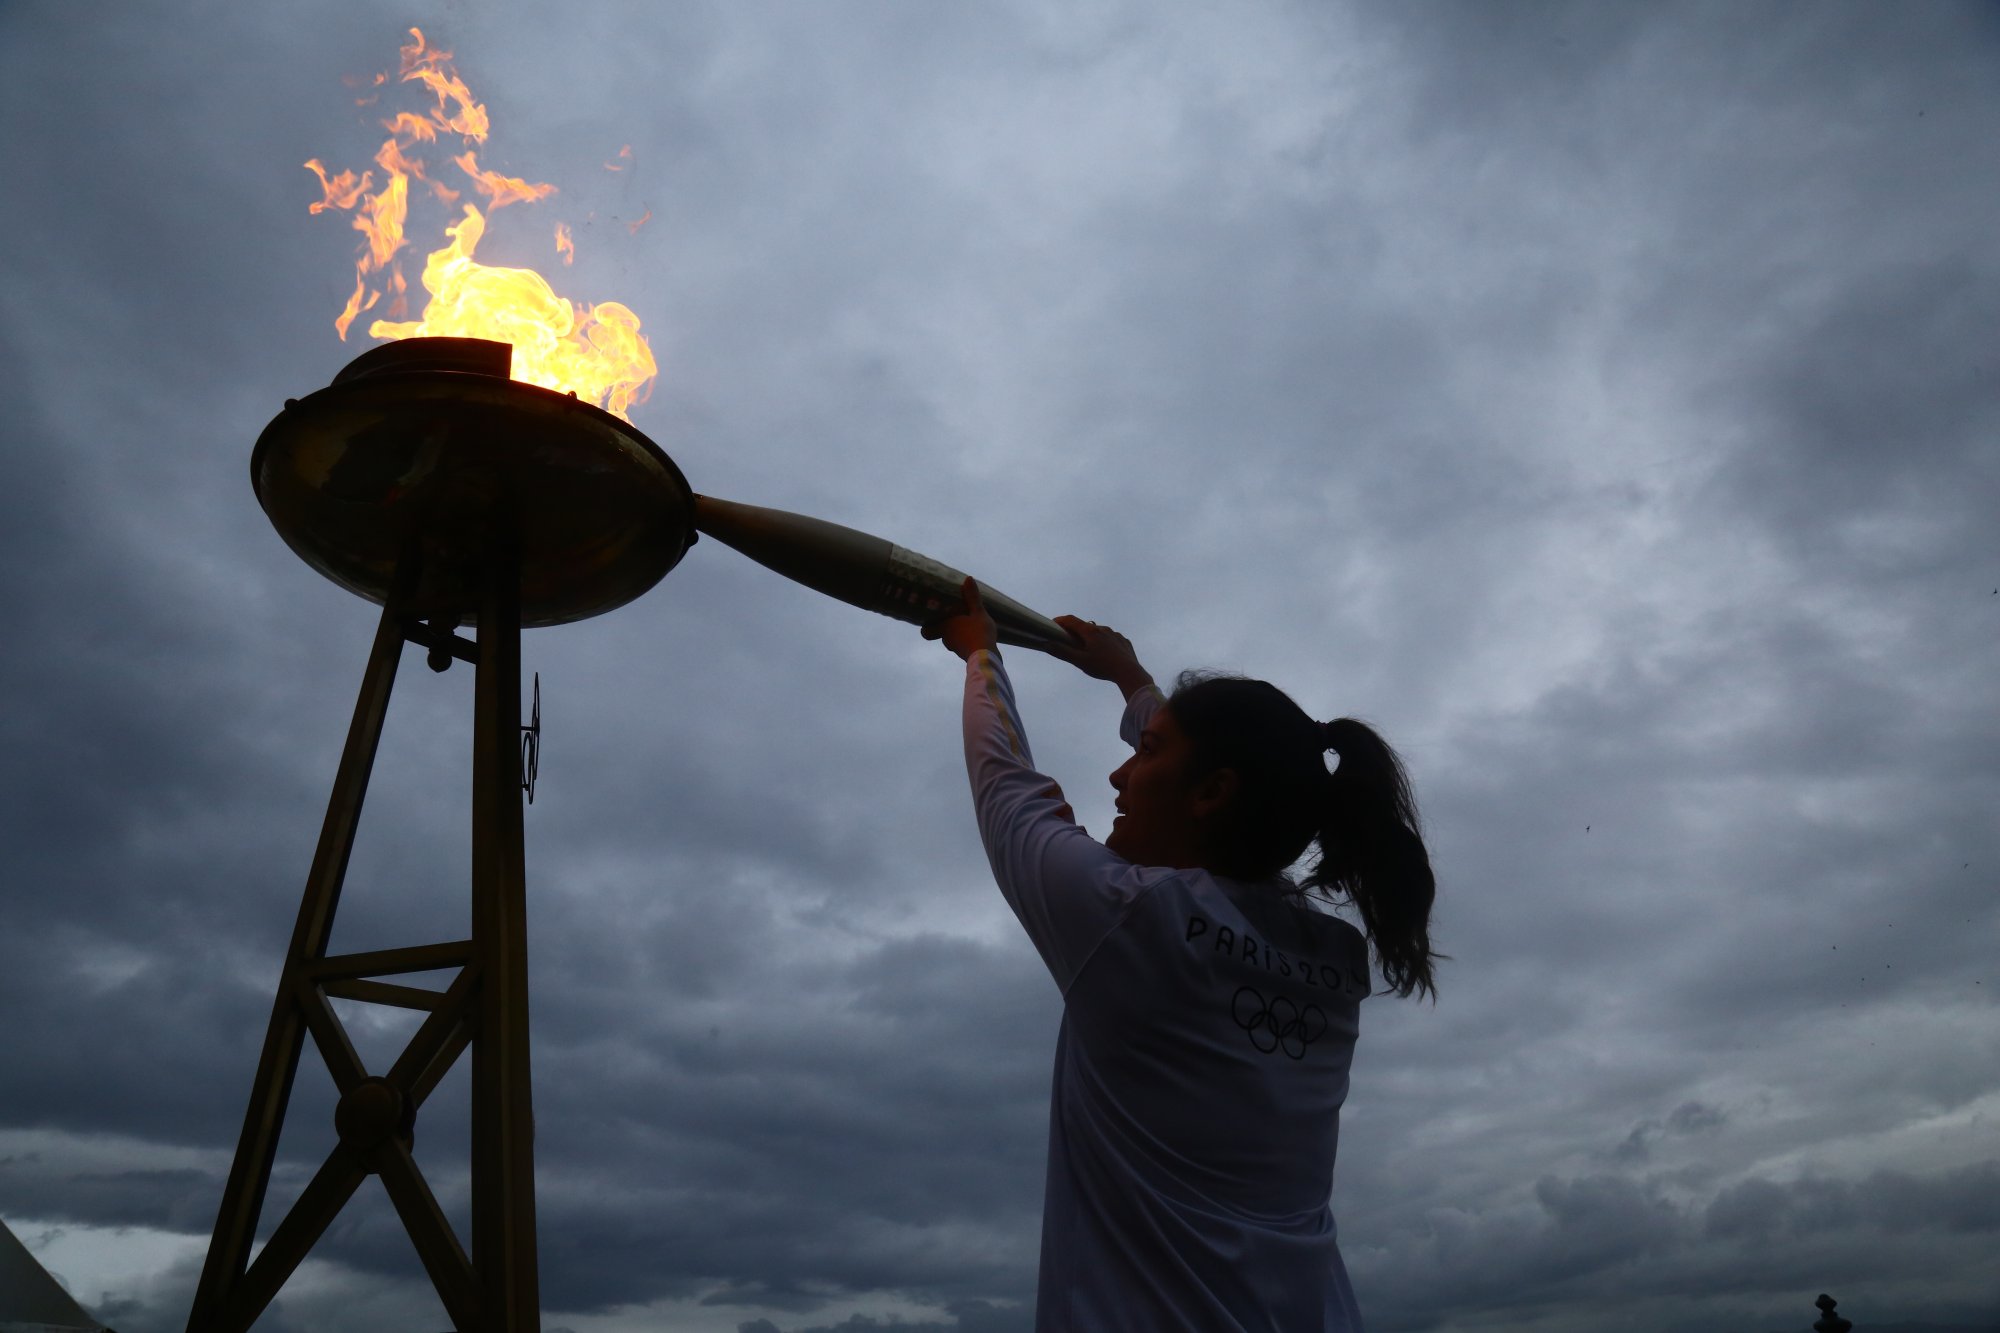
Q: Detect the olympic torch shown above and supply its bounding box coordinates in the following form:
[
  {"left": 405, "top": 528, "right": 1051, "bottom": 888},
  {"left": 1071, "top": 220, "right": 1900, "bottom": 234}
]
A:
[{"left": 692, "top": 495, "right": 1080, "bottom": 653}]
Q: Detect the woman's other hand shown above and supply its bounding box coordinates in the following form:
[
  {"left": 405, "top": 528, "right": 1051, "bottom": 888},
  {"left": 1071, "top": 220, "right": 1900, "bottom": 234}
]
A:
[
  {"left": 923, "top": 577, "right": 999, "bottom": 660},
  {"left": 1051, "top": 616, "right": 1156, "bottom": 701}
]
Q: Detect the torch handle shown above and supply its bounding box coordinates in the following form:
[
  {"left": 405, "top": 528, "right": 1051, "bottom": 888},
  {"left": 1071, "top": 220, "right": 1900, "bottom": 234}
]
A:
[{"left": 691, "top": 495, "right": 1081, "bottom": 654}]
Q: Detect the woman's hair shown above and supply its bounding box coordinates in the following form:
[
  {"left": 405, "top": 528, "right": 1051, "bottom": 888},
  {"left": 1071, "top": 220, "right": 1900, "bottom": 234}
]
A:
[{"left": 1166, "top": 671, "right": 1441, "bottom": 1001}]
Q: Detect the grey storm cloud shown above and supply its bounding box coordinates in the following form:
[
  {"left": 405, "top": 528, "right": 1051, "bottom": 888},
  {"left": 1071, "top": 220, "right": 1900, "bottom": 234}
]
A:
[
  {"left": 1347, "top": 1158, "right": 2000, "bottom": 1331},
  {"left": 1612, "top": 1098, "right": 1727, "bottom": 1164},
  {"left": 2, "top": 2, "right": 1997, "bottom": 1332}
]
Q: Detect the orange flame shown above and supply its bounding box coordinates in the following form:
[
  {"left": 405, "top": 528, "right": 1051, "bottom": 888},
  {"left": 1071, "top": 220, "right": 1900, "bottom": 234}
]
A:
[
  {"left": 453, "top": 150, "right": 558, "bottom": 210},
  {"left": 306, "top": 28, "right": 656, "bottom": 420},
  {"left": 304, "top": 160, "right": 371, "bottom": 213},
  {"left": 399, "top": 28, "right": 489, "bottom": 140},
  {"left": 382, "top": 111, "right": 438, "bottom": 142}
]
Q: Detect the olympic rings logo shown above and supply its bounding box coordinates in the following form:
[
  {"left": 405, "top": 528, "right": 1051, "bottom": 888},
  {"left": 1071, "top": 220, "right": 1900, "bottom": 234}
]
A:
[{"left": 1231, "top": 987, "right": 1327, "bottom": 1060}]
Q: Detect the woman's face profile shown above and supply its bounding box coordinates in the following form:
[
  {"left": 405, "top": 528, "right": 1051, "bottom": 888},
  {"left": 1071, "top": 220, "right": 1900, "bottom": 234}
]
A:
[{"left": 1106, "top": 706, "right": 1204, "bottom": 867}]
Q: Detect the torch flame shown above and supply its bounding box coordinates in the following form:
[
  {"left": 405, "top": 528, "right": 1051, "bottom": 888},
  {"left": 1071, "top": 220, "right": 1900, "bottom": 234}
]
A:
[
  {"left": 382, "top": 111, "right": 438, "bottom": 142},
  {"left": 304, "top": 160, "right": 371, "bottom": 213},
  {"left": 399, "top": 28, "right": 489, "bottom": 140},
  {"left": 453, "top": 150, "right": 560, "bottom": 210},
  {"left": 306, "top": 27, "right": 656, "bottom": 420}
]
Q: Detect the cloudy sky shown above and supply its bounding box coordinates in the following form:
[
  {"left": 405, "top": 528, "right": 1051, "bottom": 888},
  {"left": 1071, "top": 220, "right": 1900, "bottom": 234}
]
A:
[{"left": 1, "top": 3, "right": 1995, "bottom": 1331}]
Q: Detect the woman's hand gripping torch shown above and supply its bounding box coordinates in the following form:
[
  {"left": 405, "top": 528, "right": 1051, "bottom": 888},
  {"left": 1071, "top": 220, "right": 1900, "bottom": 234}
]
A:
[
  {"left": 691, "top": 495, "right": 1082, "bottom": 655},
  {"left": 920, "top": 577, "right": 999, "bottom": 659}
]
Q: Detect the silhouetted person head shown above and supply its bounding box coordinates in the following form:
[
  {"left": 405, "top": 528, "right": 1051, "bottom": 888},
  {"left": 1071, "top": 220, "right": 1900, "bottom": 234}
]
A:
[{"left": 1108, "top": 671, "right": 1440, "bottom": 1000}]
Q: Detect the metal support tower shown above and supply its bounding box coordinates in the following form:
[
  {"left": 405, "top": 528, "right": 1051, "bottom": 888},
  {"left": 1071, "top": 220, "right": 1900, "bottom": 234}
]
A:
[{"left": 188, "top": 547, "right": 540, "bottom": 1332}]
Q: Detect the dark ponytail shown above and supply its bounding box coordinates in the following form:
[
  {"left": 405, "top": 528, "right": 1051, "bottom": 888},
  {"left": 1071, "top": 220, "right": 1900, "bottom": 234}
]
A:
[
  {"left": 1167, "top": 673, "right": 1441, "bottom": 1001},
  {"left": 1309, "top": 717, "right": 1439, "bottom": 1001}
]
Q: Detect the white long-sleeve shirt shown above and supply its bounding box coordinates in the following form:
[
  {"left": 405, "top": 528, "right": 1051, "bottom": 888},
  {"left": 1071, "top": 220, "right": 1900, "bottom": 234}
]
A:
[{"left": 962, "top": 648, "right": 1371, "bottom": 1332}]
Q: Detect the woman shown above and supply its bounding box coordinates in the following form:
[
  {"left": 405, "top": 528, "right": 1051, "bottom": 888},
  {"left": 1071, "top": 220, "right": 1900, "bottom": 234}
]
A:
[{"left": 925, "top": 580, "right": 1439, "bottom": 1333}]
